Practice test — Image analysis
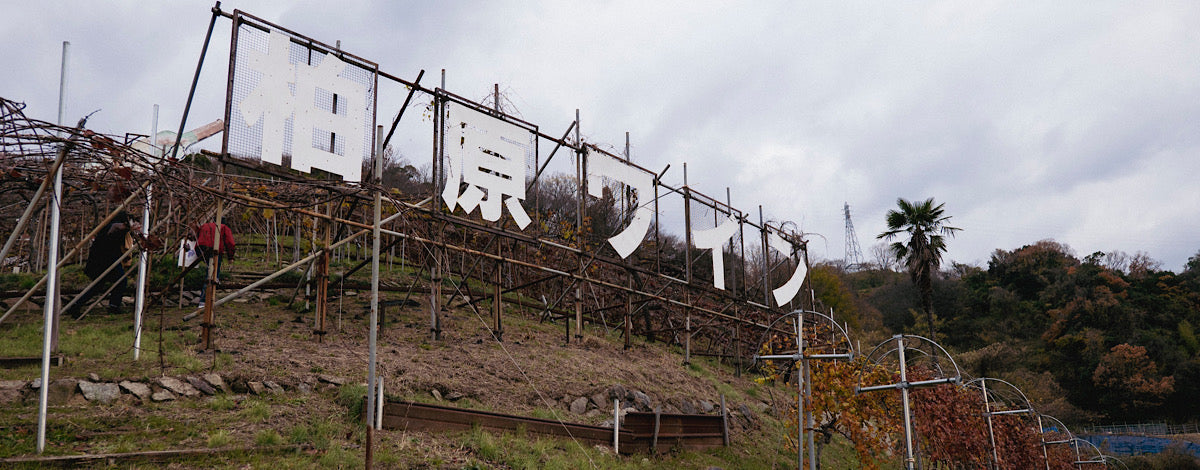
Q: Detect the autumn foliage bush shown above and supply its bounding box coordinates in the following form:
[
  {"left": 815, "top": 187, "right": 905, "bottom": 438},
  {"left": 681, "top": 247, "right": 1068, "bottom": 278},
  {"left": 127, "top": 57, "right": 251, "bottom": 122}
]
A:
[{"left": 759, "top": 346, "right": 1082, "bottom": 469}]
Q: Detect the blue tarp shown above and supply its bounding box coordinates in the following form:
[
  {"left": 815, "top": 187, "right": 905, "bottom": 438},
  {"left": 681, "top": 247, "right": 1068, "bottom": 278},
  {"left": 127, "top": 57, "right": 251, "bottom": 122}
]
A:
[{"left": 1080, "top": 434, "right": 1200, "bottom": 458}]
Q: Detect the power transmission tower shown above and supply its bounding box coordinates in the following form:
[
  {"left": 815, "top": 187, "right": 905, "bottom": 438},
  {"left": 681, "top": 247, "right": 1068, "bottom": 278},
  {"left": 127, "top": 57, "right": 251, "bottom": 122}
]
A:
[{"left": 844, "top": 202, "right": 865, "bottom": 271}]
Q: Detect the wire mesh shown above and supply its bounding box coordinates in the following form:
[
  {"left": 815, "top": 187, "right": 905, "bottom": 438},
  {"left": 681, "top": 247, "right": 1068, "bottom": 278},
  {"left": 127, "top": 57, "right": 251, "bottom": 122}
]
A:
[{"left": 226, "top": 17, "right": 377, "bottom": 182}]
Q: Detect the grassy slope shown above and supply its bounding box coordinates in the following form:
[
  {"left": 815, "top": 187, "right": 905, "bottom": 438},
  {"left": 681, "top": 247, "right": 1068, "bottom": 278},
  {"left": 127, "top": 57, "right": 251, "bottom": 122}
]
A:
[{"left": 0, "top": 251, "right": 858, "bottom": 469}]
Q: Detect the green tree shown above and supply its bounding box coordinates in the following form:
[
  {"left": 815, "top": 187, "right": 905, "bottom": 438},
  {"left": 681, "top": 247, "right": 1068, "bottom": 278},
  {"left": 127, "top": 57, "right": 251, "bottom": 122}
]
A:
[
  {"left": 877, "top": 197, "right": 960, "bottom": 342},
  {"left": 809, "top": 263, "right": 861, "bottom": 330},
  {"left": 1185, "top": 249, "right": 1200, "bottom": 273}
]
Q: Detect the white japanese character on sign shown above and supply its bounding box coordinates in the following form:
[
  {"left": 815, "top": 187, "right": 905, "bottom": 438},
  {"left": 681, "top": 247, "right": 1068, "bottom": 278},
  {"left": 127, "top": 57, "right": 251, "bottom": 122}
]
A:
[
  {"left": 238, "top": 31, "right": 294, "bottom": 167},
  {"left": 767, "top": 232, "right": 808, "bottom": 306},
  {"left": 238, "top": 30, "right": 367, "bottom": 182},
  {"left": 442, "top": 103, "right": 531, "bottom": 229},
  {"left": 692, "top": 216, "right": 739, "bottom": 289},
  {"left": 587, "top": 150, "right": 654, "bottom": 258}
]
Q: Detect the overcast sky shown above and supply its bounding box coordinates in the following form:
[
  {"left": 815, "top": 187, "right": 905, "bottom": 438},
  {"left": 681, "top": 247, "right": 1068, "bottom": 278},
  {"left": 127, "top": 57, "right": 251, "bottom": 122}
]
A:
[{"left": 6, "top": 1, "right": 1200, "bottom": 271}]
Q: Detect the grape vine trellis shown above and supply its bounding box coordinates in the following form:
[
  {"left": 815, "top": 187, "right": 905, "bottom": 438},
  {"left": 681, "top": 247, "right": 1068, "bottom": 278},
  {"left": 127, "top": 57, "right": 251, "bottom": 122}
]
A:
[{"left": 754, "top": 310, "right": 1117, "bottom": 470}]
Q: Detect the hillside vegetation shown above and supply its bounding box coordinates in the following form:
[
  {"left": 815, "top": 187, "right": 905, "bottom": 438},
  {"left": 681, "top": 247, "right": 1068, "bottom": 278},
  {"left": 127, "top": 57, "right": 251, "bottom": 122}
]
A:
[{"left": 830, "top": 240, "right": 1200, "bottom": 425}]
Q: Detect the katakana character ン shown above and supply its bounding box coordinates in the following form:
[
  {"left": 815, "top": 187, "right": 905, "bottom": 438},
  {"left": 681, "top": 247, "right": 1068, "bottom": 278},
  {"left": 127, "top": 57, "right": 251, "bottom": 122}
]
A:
[
  {"left": 442, "top": 103, "right": 531, "bottom": 229},
  {"left": 766, "top": 232, "right": 808, "bottom": 306},
  {"left": 238, "top": 30, "right": 367, "bottom": 182},
  {"left": 692, "top": 215, "right": 739, "bottom": 289},
  {"left": 586, "top": 150, "right": 654, "bottom": 259}
]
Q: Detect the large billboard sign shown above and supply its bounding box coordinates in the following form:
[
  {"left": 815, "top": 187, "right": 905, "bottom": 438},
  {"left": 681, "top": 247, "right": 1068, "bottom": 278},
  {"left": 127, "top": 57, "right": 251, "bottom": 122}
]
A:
[
  {"left": 217, "top": 12, "right": 807, "bottom": 306},
  {"left": 224, "top": 15, "right": 377, "bottom": 183}
]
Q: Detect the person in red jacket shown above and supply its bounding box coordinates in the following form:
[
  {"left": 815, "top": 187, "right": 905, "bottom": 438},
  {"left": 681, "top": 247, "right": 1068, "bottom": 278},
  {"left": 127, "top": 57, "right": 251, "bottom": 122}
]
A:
[
  {"left": 196, "top": 222, "right": 236, "bottom": 262},
  {"left": 195, "top": 222, "right": 235, "bottom": 306}
]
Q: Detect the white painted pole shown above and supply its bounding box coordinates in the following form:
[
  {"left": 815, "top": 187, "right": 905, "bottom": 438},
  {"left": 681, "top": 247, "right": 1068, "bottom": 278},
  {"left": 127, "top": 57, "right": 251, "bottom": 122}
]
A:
[
  {"left": 38, "top": 39, "right": 69, "bottom": 455},
  {"left": 1037, "top": 414, "right": 1052, "bottom": 470},
  {"left": 898, "top": 336, "right": 916, "bottom": 470},
  {"left": 367, "top": 125, "right": 382, "bottom": 437},
  {"left": 375, "top": 377, "right": 384, "bottom": 430},
  {"left": 795, "top": 313, "right": 804, "bottom": 470},
  {"left": 983, "top": 379, "right": 1000, "bottom": 467},
  {"left": 613, "top": 399, "right": 620, "bottom": 453},
  {"left": 806, "top": 355, "right": 816, "bottom": 470},
  {"left": 133, "top": 104, "right": 158, "bottom": 360}
]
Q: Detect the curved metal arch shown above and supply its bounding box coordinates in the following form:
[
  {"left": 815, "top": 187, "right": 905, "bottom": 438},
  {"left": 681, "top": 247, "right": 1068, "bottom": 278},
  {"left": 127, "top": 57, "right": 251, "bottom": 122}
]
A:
[
  {"left": 799, "top": 308, "right": 856, "bottom": 356},
  {"left": 752, "top": 308, "right": 856, "bottom": 367},
  {"left": 863, "top": 335, "right": 961, "bottom": 371},
  {"left": 963, "top": 377, "right": 1036, "bottom": 412},
  {"left": 1072, "top": 437, "right": 1110, "bottom": 468},
  {"left": 1039, "top": 413, "right": 1077, "bottom": 441},
  {"left": 1101, "top": 454, "right": 1130, "bottom": 470},
  {"left": 856, "top": 334, "right": 963, "bottom": 391}
]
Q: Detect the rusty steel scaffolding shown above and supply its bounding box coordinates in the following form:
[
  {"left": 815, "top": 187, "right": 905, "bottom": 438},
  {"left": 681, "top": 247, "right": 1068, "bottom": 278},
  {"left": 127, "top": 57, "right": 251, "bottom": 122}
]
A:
[{"left": 1, "top": 6, "right": 818, "bottom": 369}]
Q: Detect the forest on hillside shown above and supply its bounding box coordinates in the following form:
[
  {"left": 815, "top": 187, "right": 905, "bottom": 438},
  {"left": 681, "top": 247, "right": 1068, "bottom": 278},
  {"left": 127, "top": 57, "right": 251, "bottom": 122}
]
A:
[{"left": 818, "top": 240, "right": 1200, "bottom": 425}]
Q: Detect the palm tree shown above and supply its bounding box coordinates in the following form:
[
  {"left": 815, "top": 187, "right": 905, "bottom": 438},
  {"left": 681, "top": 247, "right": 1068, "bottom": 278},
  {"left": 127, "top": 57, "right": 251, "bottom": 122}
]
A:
[{"left": 877, "top": 197, "right": 960, "bottom": 343}]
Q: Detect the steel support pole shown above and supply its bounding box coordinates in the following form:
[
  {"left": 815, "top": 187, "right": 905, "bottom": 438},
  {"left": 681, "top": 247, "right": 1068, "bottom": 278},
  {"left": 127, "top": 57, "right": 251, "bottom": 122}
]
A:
[
  {"left": 653, "top": 182, "right": 660, "bottom": 276},
  {"left": 1038, "top": 414, "right": 1052, "bottom": 470},
  {"left": 366, "top": 125, "right": 383, "bottom": 469},
  {"left": 624, "top": 272, "right": 632, "bottom": 349},
  {"left": 1073, "top": 438, "right": 1083, "bottom": 470},
  {"left": 622, "top": 134, "right": 633, "bottom": 350},
  {"left": 645, "top": 172, "right": 659, "bottom": 338},
  {"left": 133, "top": 104, "right": 158, "bottom": 360},
  {"left": 760, "top": 206, "right": 770, "bottom": 307},
  {"left": 984, "top": 380, "right": 1000, "bottom": 468},
  {"left": 315, "top": 203, "right": 331, "bottom": 341},
  {"left": 38, "top": 39, "right": 70, "bottom": 455},
  {"left": 170, "top": 2, "right": 221, "bottom": 160},
  {"left": 375, "top": 378, "right": 384, "bottom": 430},
  {"left": 898, "top": 336, "right": 916, "bottom": 470},
  {"left": 684, "top": 314, "right": 691, "bottom": 365},
  {"left": 613, "top": 399, "right": 620, "bottom": 453},
  {"left": 489, "top": 87, "right": 504, "bottom": 342},
  {"left": 806, "top": 354, "right": 816, "bottom": 470},
  {"left": 683, "top": 163, "right": 692, "bottom": 283},
  {"left": 202, "top": 2, "right": 238, "bottom": 352},
  {"left": 623, "top": 132, "right": 630, "bottom": 224},
  {"left": 37, "top": 117, "right": 64, "bottom": 454},
  {"left": 734, "top": 322, "right": 741, "bottom": 377},
  {"left": 795, "top": 314, "right": 804, "bottom": 470},
  {"left": 431, "top": 73, "right": 445, "bottom": 342},
  {"left": 494, "top": 252, "right": 503, "bottom": 341},
  {"left": 574, "top": 109, "right": 583, "bottom": 341}
]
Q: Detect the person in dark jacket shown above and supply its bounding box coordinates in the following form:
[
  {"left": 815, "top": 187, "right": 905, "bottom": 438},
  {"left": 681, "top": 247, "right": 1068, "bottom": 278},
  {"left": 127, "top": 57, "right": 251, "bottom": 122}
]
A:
[{"left": 71, "top": 211, "right": 139, "bottom": 317}]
